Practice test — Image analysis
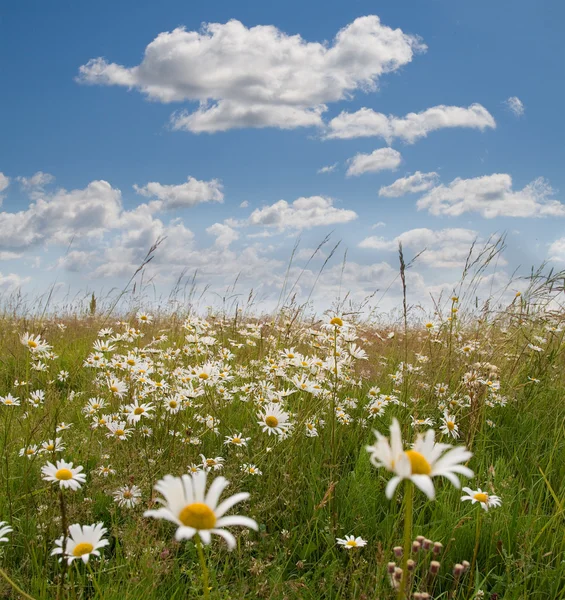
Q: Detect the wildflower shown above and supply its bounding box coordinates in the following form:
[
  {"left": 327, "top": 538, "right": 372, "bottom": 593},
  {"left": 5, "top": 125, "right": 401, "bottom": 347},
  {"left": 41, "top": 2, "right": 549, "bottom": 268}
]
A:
[
  {"left": 41, "top": 460, "right": 86, "bottom": 491},
  {"left": 96, "top": 465, "right": 116, "bottom": 477},
  {"left": 366, "top": 418, "right": 473, "bottom": 499},
  {"left": 113, "top": 485, "right": 142, "bottom": 508},
  {"left": 40, "top": 438, "right": 65, "bottom": 453},
  {"left": 19, "top": 444, "right": 39, "bottom": 458},
  {"left": 108, "top": 377, "right": 127, "bottom": 398},
  {"left": 0, "top": 521, "right": 13, "bottom": 543},
  {"left": 200, "top": 455, "right": 225, "bottom": 472},
  {"left": 124, "top": 401, "right": 155, "bottom": 424},
  {"left": 136, "top": 311, "right": 153, "bottom": 324},
  {"left": 224, "top": 433, "right": 250, "bottom": 447},
  {"left": 337, "top": 535, "right": 367, "bottom": 549},
  {"left": 439, "top": 412, "right": 460, "bottom": 439},
  {"left": 56, "top": 422, "right": 72, "bottom": 433},
  {"left": 144, "top": 471, "right": 258, "bottom": 549},
  {"left": 20, "top": 333, "right": 51, "bottom": 354},
  {"left": 51, "top": 523, "right": 109, "bottom": 564},
  {"left": 257, "top": 403, "right": 291, "bottom": 437},
  {"left": 0, "top": 394, "right": 20, "bottom": 406},
  {"left": 240, "top": 464, "right": 262, "bottom": 476},
  {"left": 106, "top": 420, "right": 133, "bottom": 441},
  {"left": 461, "top": 487, "right": 502, "bottom": 511}
]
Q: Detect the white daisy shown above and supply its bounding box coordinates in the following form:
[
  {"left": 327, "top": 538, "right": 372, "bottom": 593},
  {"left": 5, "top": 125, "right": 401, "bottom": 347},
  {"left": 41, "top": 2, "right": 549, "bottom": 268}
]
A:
[
  {"left": 257, "top": 403, "right": 291, "bottom": 437},
  {"left": 41, "top": 460, "right": 86, "bottom": 491},
  {"left": 461, "top": 487, "right": 502, "bottom": 511},
  {"left": 51, "top": 523, "right": 109, "bottom": 564},
  {"left": 366, "top": 418, "right": 473, "bottom": 500},
  {"left": 337, "top": 535, "right": 367, "bottom": 549},
  {"left": 113, "top": 485, "right": 142, "bottom": 508},
  {"left": 144, "top": 471, "right": 257, "bottom": 549},
  {"left": 439, "top": 412, "right": 460, "bottom": 439},
  {"left": 0, "top": 521, "right": 13, "bottom": 543}
]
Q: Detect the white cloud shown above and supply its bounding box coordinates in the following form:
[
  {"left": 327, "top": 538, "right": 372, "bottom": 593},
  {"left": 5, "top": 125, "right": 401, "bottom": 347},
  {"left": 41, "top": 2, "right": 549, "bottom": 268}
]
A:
[
  {"left": 417, "top": 174, "right": 564, "bottom": 218},
  {"left": 359, "top": 227, "right": 483, "bottom": 268},
  {"left": 505, "top": 96, "right": 525, "bottom": 117},
  {"left": 239, "top": 200, "right": 249, "bottom": 208},
  {"left": 379, "top": 171, "right": 439, "bottom": 197},
  {"left": 0, "top": 251, "right": 22, "bottom": 260},
  {"left": 372, "top": 221, "right": 386, "bottom": 229},
  {"left": 133, "top": 176, "right": 223, "bottom": 210},
  {"left": 317, "top": 163, "right": 338, "bottom": 174},
  {"left": 0, "top": 272, "right": 30, "bottom": 293},
  {"left": 77, "top": 16, "right": 425, "bottom": 133},
  {"left": 346, "top": 148, "right": 401, "bottom": 177},
  {"left": 246, "top": 196, "right": 357, "bottom": 231},
  {"left": 0, "top": 173, "right": 9, "bottom": 196},
  {"left": 206, "top": 222, "right": 239, "bottom": 248},
  {"left": 0, "top": 180, "right": 123, "bottom": 250},
  {"left": 17, "top": 171, "right": 55, "bottom": 191},
  {"left": 548, "top": 237, "right": 565, "bottom": 262},
  {"left": 326, "top": 104, "right": 495, "bottom": 142}
]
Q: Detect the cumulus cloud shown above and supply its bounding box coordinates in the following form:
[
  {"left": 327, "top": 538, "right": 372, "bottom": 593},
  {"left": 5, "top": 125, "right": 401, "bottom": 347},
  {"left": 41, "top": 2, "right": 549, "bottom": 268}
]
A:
[
  {"left": 548, "top": 237, "right": 565, "bottom": 262},
  {"left": 77, "top": 16, "right": 425, "bottom": 133},
  {"left": 0, "top": 272, "right": 30, "bottom": 293},
  {"left": 379, "top": 171, "right": 439, "bottom": 197},
  {"left": 317, "top": 163, "right": 338, "bottom": 174},
  {"left": 417, "top": 174, "right": 563, "bottom": 218},
  {"left": 246, "top": 196, "right": 357, "bottom": 231},
  {"left": 133, "top": 176, "right": 223, "bottom": 210},
  {"left": 0, "top": 173, "right": 9, "bottom": 197},
  {"left": 359, "top": 227, "right": 484, "bottom": 268},
  {"left": 326, "top": 104, "right": 495, "bottom": 142},
  {"left": 239, "top": 201, "right": 249, "bottom": 208},
  {"left": 346, "top": 148, "right": 401, "bottom": 177},
  {"left": 505, "top": 96, "right": 525, "bottom": 117},
  {"left": 0, "top": 180, "right": 123, "bottom": 250},
  {"left": 17, "top": 171, "right": 55, "bottom": 192},
  {"left": 206, "top": 222, "right": 239, "bottom": 248}
]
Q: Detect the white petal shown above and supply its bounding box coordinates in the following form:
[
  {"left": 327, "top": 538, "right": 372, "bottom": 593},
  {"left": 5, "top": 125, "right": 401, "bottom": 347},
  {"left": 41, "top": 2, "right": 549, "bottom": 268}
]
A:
[
  {"left": 174, "top": 526, "right": 196, "bottom": 541},
  {"left": 211, "top": 528, "right": 237, "bottom": 550},
  {"left": 199, "top": 530, "right": 211, "bottom": 545},
  {"left": 215, "top": 492, "right": 250, "bottom": 518},
  {"left": 215, "top": 516, "right": 257, "bottom": 530},
  {"left": 385, "top": 476, "right": 401, "bottom": 499},
  {"left": 205, "top": 476, "right": 229, "bottom": 510},
  {"left": 411, "top": 475, "right": 435, "bottom": 500}
]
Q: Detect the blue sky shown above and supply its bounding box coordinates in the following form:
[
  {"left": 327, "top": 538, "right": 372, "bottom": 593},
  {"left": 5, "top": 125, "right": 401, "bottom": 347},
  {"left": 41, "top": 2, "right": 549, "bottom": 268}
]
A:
[{"left": 0, "top": 0, "right": 564, "bottom": 313}]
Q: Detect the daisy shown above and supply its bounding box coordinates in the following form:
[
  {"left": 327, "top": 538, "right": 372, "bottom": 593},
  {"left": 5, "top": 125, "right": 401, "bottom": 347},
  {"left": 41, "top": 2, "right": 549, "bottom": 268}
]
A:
[
  {"left": 124, "top": 401, "right": 155, "bottom": 424},
  {"left": 108, "top": 377, "right": 127, "bottom": 398},
  {"left": 461, "top": 487, "right": 502, "bottom": 511},
  {"left": 200, "top": 455, "right": 225, "bottom": 472},
  {"left": 41, "top": 460, "right": 86, "bottom": 491},
  {"left": 51, "top": 523, "right": 109, "bottom": 564},
  {"left": 113, "top": 485, "right": 142, "bottom": 508},
  {"left": 224, "top": 433, "right": 250, "bottom": 447},
  {"left": 240, "top": 464, "right": 262, "bottom": 476},
  {"left": 439, "top": 412, "right": 460, "bottom": 439},
  {"left": 40, "top": 438, "right": 65, "bottom": 453},
  {"left": 96, "top": 465, "right": 116, "bottom": 477},
  {"left": 366, "top": 418, "right": 474, "bottom": 500},
  {"left": 257, "top": 403, "right": 291, "bottom": 437},
  {"left": 19, "top": 444, "right": 39, "bottom": 459},
  {"left": 0, "top": 521, "right": 13, "bottom": 543},
  {"left": 0, "top": 394, "right": 20, "bottom": 406},
  {"left": 20, "top": 333, "right": 51, "bottom": 354},
  {"left": 105, "top": 420, "right": 133, "bottom": 441},
  {"left": 337, "top": 535, "right": 367, "bottom": 549},
  {"left": 136, "top": 311, "right": 153, "bottom": 325},
  {"left": 144, "top": 471, "right": 257, "bottom": 549}
]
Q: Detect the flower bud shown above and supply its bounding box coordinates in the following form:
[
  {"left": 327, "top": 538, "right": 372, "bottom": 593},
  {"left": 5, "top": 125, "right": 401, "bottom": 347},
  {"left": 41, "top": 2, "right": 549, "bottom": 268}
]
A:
[
  {"left": 462, "top": 560, "right": 470, "bottom": 572},
  {"left": 407, "top": 559, "right": 416, "bottom": 572},
  {"left": 423, "top": 538, "right": 432, "bottom": 550},
  {"left": 453, "top": 563, "right": 465, "bottom": 577},
  {"left": 429, "top": 560, "right": 440, "bottom": 574},
  {"left": 393, "top": 546, "right": 403, "bottom": 557},
  {"left": 387, "top": 562, "right": 396, "bottom": 574},
  {"left": 433, "top": 541, "right": 443, "bottom": 555},
  {"left": 412, "top": 541, "right": 421, "bottom": 553},
  {"left": 394, "top": 567, "right": 403, "bottom": 581},
  {"left": 416, "top": 535, "right": 425, "bottom": 544}
]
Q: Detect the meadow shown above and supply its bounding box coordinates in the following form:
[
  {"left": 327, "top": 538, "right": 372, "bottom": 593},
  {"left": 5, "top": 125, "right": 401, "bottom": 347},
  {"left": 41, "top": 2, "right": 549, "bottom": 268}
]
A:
[{"left": 0, "top": 272, "right": 564, "bottom": 599}]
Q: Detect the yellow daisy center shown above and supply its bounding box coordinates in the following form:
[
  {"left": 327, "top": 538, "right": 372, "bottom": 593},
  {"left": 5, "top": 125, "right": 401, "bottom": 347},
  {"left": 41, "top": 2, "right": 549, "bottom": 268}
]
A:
[
  {"left": 473, "top": 492, "right": 488, "bottom": 503},
  {"left": 115, "top": 429, "right": 125, "bottom": 436},
  {"left": 5, "top": 399, "right": 13, "bottom": 405},
  {"left": 232, "top": 437, "right": 241, "bottom": 444},
  {"left": 28, "top": 340, "right": 38, "bottom": 348},
  {"left": 405, "top": 450, "right": 432, "bottom": 475},
  {"left": 425, "top": 322, "right": 433, "bottom": 329},
  {"left": 346, "top": 540, "right": 357, "bottom": 547},
  {"left": 330, "top": 317, "right": 343, "bottom": 327},
  {"left": 123, "top": 491, "right": 133, "bottom": 499},
  {"left": 72, "top": 542, "right": 94, "bottom": 557},
  {"left": 46, "top": 444, "right": 54, "bottom": 451},
  {"left": 110, "top": 386, "right": 119, "bottom": 393},
  {"left": 178, "top": 502, "right": 216, "bottom": 529},
  {"left": 169, "top": 400, "right": 178, "bottom": 408},
  {"left": 134, "top": 407, "right": 144, "bottom": 415},
  {"left": 199, "top": 373, "right": 209, "bottom": 380},
  {"left": 265, "top": 415, "right": 279, "bottom": 428},
  {"left": 55, "top": 468, "right": 73, "bottom": 480},
  {"left": 446, "top": 421, "right": 455, "bottom": 431}
]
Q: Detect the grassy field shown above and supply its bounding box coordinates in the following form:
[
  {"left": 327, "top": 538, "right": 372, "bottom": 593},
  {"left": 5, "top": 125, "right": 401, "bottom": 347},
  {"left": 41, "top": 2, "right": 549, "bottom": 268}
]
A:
[{"left": 0, "top": 293, "right": 564, "bottom": 599}]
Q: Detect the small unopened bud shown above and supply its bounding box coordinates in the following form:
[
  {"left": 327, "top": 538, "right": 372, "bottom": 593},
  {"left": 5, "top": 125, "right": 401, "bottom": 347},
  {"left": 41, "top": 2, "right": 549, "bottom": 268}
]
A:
[
  {"left": 453, "top": 563, "right": 465, "bottom": 577},
  {"left": 429, "top": 560, "right": 440, "bottom": 574},
  {"left": 423, "top": 538, "right": 432, "bottom": 551},
  {"left": 462, "top": 560, "right": 470, "bottom": 572},
  {"left": 416, "top": 535, "right": 425, "bottom": 544},
  {"left": 407, "top": 559, "right": 416, "bottom": 572},
  {"left": 412, "top": 541, "right": 421, "bottom": 553},
  {"left": 394, "top": 567, "right": 403, "bottom": 581},
  {"left": 393, "top": 546, "right": 403, "bottom": 557},
  {"left": 433, "top": 541, "right": 443, "bottom": 555},
  {"left": 387, "top": 562, "right": 396, "bottom": 574}
]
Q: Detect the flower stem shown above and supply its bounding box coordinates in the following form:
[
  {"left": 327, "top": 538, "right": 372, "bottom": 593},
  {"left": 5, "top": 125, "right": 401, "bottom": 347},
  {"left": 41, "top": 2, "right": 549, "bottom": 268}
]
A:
[
  {"left": 467, "top": 509, "right": 483, "bottom": 598},
  {"left": 57, "top": 488, "right": 68, "bottom": 600},
  {"left": 195, "top": 534, "right": 210, "bottom": 599},
  {"left": 0, "top": 567, "right": 37, "bottom": 600},
  {"left": 397, "top": 480, "right": 414, "bottom": 600},
  {"left": 86, "top": 562, "right": 104, "bottom": 598}
]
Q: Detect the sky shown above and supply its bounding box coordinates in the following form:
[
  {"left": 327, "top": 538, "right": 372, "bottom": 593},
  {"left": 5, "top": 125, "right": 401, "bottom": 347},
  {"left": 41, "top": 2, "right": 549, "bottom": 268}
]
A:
[{"left": 0, "top": 0, "right": 564, "bottom": 315}]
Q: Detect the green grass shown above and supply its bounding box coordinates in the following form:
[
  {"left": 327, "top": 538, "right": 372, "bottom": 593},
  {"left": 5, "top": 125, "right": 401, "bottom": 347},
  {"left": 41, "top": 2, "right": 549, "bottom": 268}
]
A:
[{"left": 0, "top": 309, "right": 564, "bottom": 600}]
